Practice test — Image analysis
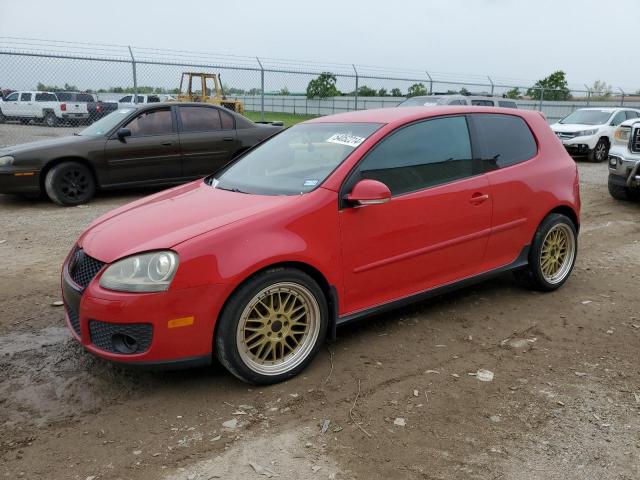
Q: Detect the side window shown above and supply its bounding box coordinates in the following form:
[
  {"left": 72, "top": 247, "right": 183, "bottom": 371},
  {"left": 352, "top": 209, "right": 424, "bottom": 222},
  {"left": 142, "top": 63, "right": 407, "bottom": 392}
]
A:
[
  {"left": 35, "top": 93, "right": 58, "bottom": 102},
  {"left": 472, "top": 114, "right": 537, "bottom": 169},
  {"left": 6, "top": 92, "right": 18, "bottom": 101},
  {"left": 179, "top": 107, "right": 222, "bottom": 132},
  {"left": 220, "top": 109, "right": 235, "bottom": 129},
  {"left": 136, "top": 96, "right": 145, "bottom": 103},
  {"left": 125, "top": 108, "right": 174, "bottom": 136},
  {"left": 449, "top": 100, "right": 467, "bottom": 105},
  {"left": 119, "top": 96, "right": 132, "bottom": 103},
  {"left": 624, "top": 111, "right": 638, "bottom": 120},
  {"left": 611, "top": 111, "right": 627, "bottom": 126},
  {"left": 356, "top": 116, "right": 474, "bottom": 196},
  {"left": 498, "top": 101, "right": 517, "bottom": 109},
  {"left": 20, "top": 93, "right": 32, "bottom": 101},
  {"left": 147, "top": 95, "right": 160, "bottom": 103},
  {"left": 471, "top": 99, "right": 494, "bottom": 106}
]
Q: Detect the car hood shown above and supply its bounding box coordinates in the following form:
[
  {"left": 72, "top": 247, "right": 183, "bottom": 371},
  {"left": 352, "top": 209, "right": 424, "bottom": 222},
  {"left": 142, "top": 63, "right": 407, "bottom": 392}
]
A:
[
  {"left": 551, "top": 123, "right": 602, "bottom": 133},
  {"left": 0, "top": 135, "right": 95, "bottom": 156},
  {"left": 79, "top": 180, "right": 296, "bottom": 263}
]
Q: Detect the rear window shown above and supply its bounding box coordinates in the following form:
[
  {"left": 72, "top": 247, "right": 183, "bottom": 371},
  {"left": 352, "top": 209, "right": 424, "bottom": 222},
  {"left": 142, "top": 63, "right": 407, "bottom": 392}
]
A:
[
  {"left": 471, "top": 99, "right": 494, "bottom": 106},
  {"left": 56, "top": 92, "right": 73, "bottom": 101},
  {"left": 35, "top": 93, "right": 58, "bottom": 102},
  {"left": 498, "top": 100, "right": 518, "bottom": 109},
  {"left": 77, "top": 93, "right": 94, "bottom": 102},
  {"left": 472, "top": 114, "right": 537, "bottom": 169}
]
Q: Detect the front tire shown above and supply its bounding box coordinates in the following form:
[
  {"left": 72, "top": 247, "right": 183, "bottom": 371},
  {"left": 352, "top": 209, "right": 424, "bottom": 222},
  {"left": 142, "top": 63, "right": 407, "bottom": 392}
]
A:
[
  {"left": 44, "top": 161, "right": 96, "bottom": 206},
  {"left": 0, "top": 109, "right": 5, "bottom": 124},
  {"left": 215, "top": 268, "right": 328, "bottom": 384},
  {"left": 588, "top": 138, "right": 609, "bottom": 162},
  {"left": 608, "top": 176, "right": 639, "bottom": 201},
  {"left": 514, "top": 213, "right": 577, "bottom": 292}
]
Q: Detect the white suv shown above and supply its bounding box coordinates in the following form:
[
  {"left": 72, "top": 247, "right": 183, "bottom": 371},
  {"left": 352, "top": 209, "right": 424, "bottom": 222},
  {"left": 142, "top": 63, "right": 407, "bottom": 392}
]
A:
[{"left": 551, "top": 107, "right": 640, "bottom": 162}]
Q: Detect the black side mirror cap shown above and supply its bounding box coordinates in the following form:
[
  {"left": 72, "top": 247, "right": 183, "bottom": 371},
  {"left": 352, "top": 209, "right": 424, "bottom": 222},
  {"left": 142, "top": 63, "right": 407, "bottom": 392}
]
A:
[{"left": 116, "top": 128, "right": 131, "bottom": 142}]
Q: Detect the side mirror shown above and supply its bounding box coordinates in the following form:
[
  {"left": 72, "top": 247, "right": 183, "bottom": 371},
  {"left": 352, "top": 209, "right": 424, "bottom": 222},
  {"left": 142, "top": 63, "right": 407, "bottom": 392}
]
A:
[
  {"left": 346, "top": 179, "right": 391, "bottom": 207},
  {"left": 116, "top": 128, "right": 131, "bottom": 142}
]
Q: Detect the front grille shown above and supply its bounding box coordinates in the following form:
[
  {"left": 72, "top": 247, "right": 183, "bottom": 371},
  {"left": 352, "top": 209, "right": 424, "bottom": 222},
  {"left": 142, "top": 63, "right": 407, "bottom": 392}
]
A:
[
  {"left": 66, "top": 303, "right": 81, "bottom": 337},
  {"left": 89, "top": 320, "right": 153, "bottom": 354},
  {"left": 70, "top": 248, "right": 105, "bottom": 289},
  {"left": 631, "top": 127, "right": 640, "bottom": 153},
  {"left": 556, "top": 131, "right": 577, "bottom": 140}
]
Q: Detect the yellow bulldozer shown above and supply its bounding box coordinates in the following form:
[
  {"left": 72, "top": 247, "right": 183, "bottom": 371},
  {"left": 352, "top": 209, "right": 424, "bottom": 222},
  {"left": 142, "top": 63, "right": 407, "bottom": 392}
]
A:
[{"left": 176, "top": 72, "right": 244, "bottom": 114}]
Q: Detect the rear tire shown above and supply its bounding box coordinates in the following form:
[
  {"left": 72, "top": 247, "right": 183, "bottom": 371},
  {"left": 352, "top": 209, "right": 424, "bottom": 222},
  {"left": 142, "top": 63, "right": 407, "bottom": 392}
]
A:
[
  {"left": 588, "top": 138, "right": 608, "bottom": 162},
  {"left": 514, "top": 213, "right": 577, "bottom": 292},
  {"left": 44, "top": 112, "right": 58, "bottom": 127},
  {"left": 44, "top": 161, "right": 96, "bottom": 206},
  {"left": 608, "top": 176, "right": 638, "bottom": 201},
  {"left": 215, "top": 268, "right": 328, "bottom": 384}
]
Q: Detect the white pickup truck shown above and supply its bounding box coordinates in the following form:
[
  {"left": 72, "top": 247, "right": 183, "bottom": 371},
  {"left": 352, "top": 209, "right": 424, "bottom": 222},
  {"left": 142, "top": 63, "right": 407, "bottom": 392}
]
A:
[
  {"left": 0, "top": 91, "right": 89, "bottom": 126},
  {"left": 117, "top": 94, "right": 174, "bottom": 108}
]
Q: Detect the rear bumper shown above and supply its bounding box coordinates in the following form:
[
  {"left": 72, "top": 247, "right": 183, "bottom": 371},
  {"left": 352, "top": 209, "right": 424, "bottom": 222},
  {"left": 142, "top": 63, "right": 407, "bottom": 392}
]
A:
[
  {"left": 61, "top": 260, "right": 227, "bottom": 368},
  {"left": 61, "top": 113, "right": 89, "bottom": 119},
  {"left": 0, "top": 171, "right": 40, "bottom": 194}
]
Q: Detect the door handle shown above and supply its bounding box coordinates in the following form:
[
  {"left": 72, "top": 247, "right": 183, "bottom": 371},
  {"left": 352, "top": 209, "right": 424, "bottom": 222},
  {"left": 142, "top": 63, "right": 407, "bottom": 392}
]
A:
[
  {"left": 161, "top": 141, "right": 173, "bottom": 146},
  {"left": 469, "top": 193, "right": 490, "bottom": 204},
  {"left": 223, "top": 137, "right": 234, "bottom": 141}
]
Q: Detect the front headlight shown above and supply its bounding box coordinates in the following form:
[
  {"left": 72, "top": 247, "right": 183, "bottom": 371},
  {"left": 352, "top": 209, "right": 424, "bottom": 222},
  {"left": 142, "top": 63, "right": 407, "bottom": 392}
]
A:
[
  {"left": 0, "top": 155, "right": 14, "bottom": 167},
  {"left": 99, "top": 251, "right": 178, "bottom": 292},
  {"left": 614, "top": 126, "right": 631, "bottom": 145},
  {"left": 575, "top": 129, "right": 598, "bottom": 137}
]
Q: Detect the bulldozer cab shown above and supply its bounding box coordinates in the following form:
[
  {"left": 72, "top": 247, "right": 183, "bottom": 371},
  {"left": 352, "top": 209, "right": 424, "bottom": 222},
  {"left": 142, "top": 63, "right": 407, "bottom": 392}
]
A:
[{"left": 177, "top": 72, "right": 244, "bottom": 114}]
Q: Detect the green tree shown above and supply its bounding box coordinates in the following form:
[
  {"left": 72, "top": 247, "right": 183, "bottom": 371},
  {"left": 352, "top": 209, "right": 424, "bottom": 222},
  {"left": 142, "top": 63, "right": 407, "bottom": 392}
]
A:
[
  {"left": 357, "top": 85, "right": 377, "bottom": 97},
  {"left": 278, "top": 87, "right": 290, "bottom": 96},
  {"left": 306, "top": 72, "right": 340, "bottom": 99},
  {"left": 378, "top": 88, "right": 388, "bottom": 97},
  {"left": 391, "top": 88, "right": 402, "bottom": 97},
  {"left": 407, "top": 83, "right": 428, "bottom": 97},
  {"left": 459, "top": 87, "right": 470, "bottom": 96},
  {"left": 505, "top": 87, "right": 521, "bottom": 99},
  {"left": 526, "top": 71, "right": 571, "bottom": 101}
]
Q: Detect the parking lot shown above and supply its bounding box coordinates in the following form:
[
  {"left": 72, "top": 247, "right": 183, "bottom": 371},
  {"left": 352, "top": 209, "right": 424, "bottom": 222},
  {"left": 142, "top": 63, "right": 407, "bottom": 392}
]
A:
[{"left": 0, "top": 159, "right": 639, "bottom": 479}]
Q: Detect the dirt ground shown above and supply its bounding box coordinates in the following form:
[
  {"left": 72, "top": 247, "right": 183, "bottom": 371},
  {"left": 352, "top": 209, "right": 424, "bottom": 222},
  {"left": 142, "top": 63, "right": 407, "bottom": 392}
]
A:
[{"left": 1, "top": 161, "right": 639, "bottom": 480}]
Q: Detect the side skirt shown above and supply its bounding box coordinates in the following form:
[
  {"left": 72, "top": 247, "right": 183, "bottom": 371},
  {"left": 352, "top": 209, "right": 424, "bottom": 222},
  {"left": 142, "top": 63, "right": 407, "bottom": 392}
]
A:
[{"left": 336, "top": 245, "right": 530, "bottom": 328}]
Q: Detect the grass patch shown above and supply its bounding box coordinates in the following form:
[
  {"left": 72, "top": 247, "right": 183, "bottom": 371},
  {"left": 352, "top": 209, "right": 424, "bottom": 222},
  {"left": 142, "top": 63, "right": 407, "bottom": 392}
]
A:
[{"left": 243, "top": 111, "right": 318, "bottom": 128}]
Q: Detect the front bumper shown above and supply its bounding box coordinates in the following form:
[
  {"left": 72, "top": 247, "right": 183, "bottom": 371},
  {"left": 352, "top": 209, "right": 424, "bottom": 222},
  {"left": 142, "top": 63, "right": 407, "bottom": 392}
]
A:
[
  {"left": 554, "top": 133, "right": 599, "bottom": 155},
  {"left": 608, "top": 151, "right": 640, "bottom": 186},
  {"left": 0, "top": 170, "right": 41, "bottom": 194},
  {"left": 61, "top": 255, "right": 227, "bottom": 367}
]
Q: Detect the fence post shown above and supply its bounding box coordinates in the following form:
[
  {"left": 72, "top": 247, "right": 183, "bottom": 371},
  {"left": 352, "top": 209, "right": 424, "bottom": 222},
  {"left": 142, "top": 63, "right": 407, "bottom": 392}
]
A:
[
  {"left": 487, "top": 76, "right": 494, "bottom": 96},
  {"left": 584, "top": 85, "right": 591, "bottom": 106},
  {"left": 352, "top": 64, "right": 359, "bottom": 111},
  {"left": 256, "top": 57, "right": 265, "bottom": 121},
  {"left": 539, "top": 87, "right": 544, "bottom": 111},
  {"left": 425, "top": 70, "right": 433, "bottom": 95},
  {"left": 128, "top": 46, "right": 138, "bottom": 104},
  {"left": 619, "top": 87, "right": 625, "bottom": 106}
]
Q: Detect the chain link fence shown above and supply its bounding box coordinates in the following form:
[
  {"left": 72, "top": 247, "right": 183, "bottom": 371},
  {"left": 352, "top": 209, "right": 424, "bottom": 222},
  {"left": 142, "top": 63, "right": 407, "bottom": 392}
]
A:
[{"left": 1, "top": 37, "right": 640, "bottom": 147}]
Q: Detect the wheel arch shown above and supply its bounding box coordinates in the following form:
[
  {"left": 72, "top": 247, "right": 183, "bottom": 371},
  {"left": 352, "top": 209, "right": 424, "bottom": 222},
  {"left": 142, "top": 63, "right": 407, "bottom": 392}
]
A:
[
  {"left": 213, "top": 260, "right": 339, "bottom": 346},
  {"left": 546, "top": 205, "right": 579, "bottom": 233},
  {"left": 40, "top": 157, "right": 99, "bottom": 193}
]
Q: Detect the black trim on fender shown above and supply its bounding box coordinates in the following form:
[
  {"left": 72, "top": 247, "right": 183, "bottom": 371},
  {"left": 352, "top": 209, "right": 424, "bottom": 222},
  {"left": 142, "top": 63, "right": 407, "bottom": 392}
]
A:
[
  {"left": 336, "top": 245, "right": 530, "bottom": 327},
  {"left": 328, "top": 285, "right": 339, "bottom": 341}
]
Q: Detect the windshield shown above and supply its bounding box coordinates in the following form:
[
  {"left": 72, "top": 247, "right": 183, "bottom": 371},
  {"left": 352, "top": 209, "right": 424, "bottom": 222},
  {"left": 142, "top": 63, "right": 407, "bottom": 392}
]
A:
[
  {"left": 398, "top": 96, "right": 441, "bottom": 107},
  {"left": 560, "top": 110, "right": 611, "bottom": 125},
  {"left": 210, "top": 122, "right": 382, "bottom": 195},
  {"left": 79, "top": 108, "right": 136, "bottom": 136}
]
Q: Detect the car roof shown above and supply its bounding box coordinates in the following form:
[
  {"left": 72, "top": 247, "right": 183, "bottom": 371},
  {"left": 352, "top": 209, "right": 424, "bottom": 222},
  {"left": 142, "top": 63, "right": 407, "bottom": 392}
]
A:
[
  {"left": 306, "top": 106, "right": 538, "bottom": 127},
  {"left": 577, "top": 107, "right": 619, "bottom": 112}
]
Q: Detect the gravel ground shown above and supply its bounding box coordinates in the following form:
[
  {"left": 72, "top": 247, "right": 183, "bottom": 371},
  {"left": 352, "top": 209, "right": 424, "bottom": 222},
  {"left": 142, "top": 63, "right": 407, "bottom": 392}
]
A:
[
  {"left": 0, "top": 121, "right": 83, "bottom": 148},
  {"left": 1, "top": 161, "right": 640, "bottom": 480}
]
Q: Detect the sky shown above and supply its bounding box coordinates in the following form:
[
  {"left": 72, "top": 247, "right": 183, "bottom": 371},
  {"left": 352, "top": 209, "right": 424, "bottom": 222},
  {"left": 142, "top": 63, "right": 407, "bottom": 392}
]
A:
[{"left": 1, "top": 0, "right": 638, "bottom": 92}]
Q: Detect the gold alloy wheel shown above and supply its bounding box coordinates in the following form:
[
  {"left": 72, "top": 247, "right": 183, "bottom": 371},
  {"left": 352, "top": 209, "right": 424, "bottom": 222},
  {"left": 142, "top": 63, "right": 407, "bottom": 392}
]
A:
[
  {"left": 540, "top": 223, "right": 576, "bottom": 284},
  {"left": 236, "top": 282, "right": 321, "bottom": 376}
]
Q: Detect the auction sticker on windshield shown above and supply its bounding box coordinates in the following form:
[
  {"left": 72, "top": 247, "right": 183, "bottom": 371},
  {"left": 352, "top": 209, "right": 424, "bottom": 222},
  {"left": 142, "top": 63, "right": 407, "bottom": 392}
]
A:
[{"left": 326, "top": 133, "right": 366, "bottom": 148}]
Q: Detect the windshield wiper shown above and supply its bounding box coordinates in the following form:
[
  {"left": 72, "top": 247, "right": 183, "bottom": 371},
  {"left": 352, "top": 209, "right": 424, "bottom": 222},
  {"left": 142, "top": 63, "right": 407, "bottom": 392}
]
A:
[{"left": 216, "top": 185, "right": 249, "bottom": 194}]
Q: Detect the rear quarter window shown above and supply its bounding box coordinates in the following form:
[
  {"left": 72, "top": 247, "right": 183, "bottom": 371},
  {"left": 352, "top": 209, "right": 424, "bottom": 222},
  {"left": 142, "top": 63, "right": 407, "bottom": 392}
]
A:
[
  {"left": 471, "top": 114, "right": 537, "bottom": 169},
  {"left": 498, "top": 100, "right": 518, "bottom": 109}
]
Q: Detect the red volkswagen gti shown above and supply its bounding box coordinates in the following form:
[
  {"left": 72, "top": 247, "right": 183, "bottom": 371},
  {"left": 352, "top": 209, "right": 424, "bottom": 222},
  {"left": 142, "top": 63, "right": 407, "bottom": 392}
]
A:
[{"left": 62, "top": 107, "right": 580, "bottom": 384}]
